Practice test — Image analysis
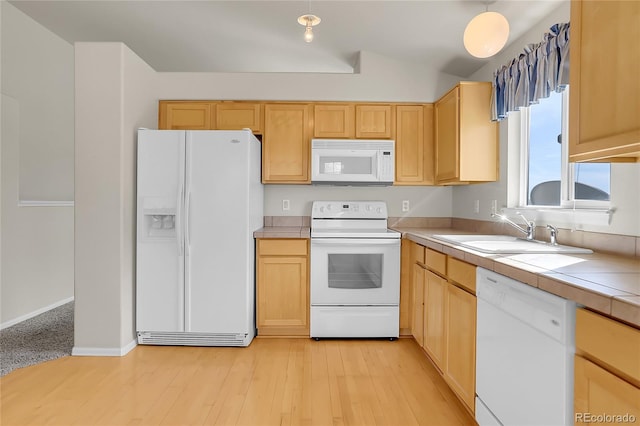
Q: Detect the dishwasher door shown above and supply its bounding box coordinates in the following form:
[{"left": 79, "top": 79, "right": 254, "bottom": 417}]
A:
[{"left": 476, "top": 268, "right": 575, "bottom": 426}]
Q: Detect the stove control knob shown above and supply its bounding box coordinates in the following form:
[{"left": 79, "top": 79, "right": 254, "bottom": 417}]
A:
[
  {"left": 376, "top": 207, "right": 382, "bottom": 213},
  {"left": 326, "top": 204, "right": 332, "bottom": 210},
  {"left": 366, "top": 205, "right": 373, "bottom": 212},
  {"left": 319, "top": 206, "right": 325, "bottom": 213}
]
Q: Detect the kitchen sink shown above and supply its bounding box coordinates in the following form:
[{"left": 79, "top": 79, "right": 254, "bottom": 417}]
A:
[{"left": 431, "top": 234, "right": 593, "bottom": 254}]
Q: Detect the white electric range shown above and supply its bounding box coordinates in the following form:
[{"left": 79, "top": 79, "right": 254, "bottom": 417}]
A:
[{"left": 310, "top": 201, "right": 401, "bottom": 339}]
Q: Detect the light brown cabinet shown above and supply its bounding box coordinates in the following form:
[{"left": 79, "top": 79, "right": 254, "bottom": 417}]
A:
[
  {"left": 424, "top": 269, "right": 446, "bottom": 371},
  {"left": 159, "top": 101, "right": 214, "bottom": 130},
  {"left": 263, "top": 104, "right": 311, "bottom": 183},
  {"left": 574, "top": 308, "right": 640, "bottom": 422},
  {"left": 395, "top": 105, "right": 434, "bottom": 185},
  {"left": 355, "top": 104, "right": 394, "bottom": 138},
  {"left": 434, "top": 82, "right": 498, "bottom": 184},
  {"left": 412, "top": 263, "right": 425, "bottom": 346},
  {"left": 569, "top": 0, "right": 640, "bottom": 162},
  {"left": 399, "top": 239, "right": 414, "bottom": 335},
  {"left": 256, "top": 239, "right": 309, "bottom": 336},
  {"left": 444, "top": 280, "right": 476, "bottom": 412},
  {"left": 313, "top": 104, "right": 355, "bottom": 138},
  {"left": 215, "top": 102, "right": 262, "bottom": 133}
]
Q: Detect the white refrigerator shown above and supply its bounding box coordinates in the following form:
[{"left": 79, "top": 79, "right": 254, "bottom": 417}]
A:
[{"left": 136, "top": 129, "right": 263, "bottom": 347}]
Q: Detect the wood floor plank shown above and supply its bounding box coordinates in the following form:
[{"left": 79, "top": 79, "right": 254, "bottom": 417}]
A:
[{"left": 1, "top": 338, "right": 475, "bottom": 426}]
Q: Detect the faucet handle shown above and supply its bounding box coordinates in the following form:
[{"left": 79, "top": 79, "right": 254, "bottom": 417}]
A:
[{"left": 546, "top": 224, "right": 558, "bottom": 245}]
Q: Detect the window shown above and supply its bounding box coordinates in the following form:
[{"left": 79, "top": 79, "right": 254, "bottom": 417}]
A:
[{"left": 521, "top": 88, "right": 610, "bottom": 208}]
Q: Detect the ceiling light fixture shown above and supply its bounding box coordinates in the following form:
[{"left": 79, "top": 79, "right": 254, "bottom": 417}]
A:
[
  {"left": 297, "top": 14, "right": 321, "bottom": 43},
  {"left": 463, "top": 2, "right": 510, "bottom": 58}
]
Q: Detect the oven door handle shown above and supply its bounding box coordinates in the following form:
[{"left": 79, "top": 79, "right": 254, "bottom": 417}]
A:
[{"left": 311, "top": 238, "right": 400, "bottom": 246}]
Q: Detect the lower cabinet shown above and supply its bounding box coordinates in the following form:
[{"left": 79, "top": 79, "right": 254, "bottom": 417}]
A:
[
  {"left": 256, "top": 239, "right": 309, "bottom": 336},
  {"left": 574, "top": 308, "right": 640, "bottom": 423},
  {"left": 444, "top": 282, "right": 476, "bottom": 412},
  {"left": 402, "top": 239, "right": 477, "bottom": 414}
]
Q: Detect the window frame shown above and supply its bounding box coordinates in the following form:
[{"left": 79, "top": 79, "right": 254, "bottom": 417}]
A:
[{"left": 518, "top": 87, "right": 610, "bottom": 210}]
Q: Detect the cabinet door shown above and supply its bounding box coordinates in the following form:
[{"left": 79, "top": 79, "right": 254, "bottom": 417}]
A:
[
  {"left": 355, "top": 105, "right": 393, "bottom": 138},
  {"left": 445, "top": 283, "right": 476, "bottom": 412},
  {"left": 257, "top": 255, "right": 309, "bottom": 336},
  {"left": 215, "top": 103, "right": 262, "bottom": 133},
  {"left": 159, "top": 102, "right": 214, "bottom": 130},
  {"left": 313, "top": 104, "right": 354, "bottom": 138},
  {"left": 424, "top": 270, "right": 446, "bottom": 372},
  {"left": 263, "top": 104, "right": 310, "bottom": 183},
  {"left": 574, "top": 356, "right": 640, "bottom": 424},
  {"left": 399, "top": 239, "right": 414, "bottom": 335},
  {"left": 569, "top": 0, "right": 640, "bottom": 162},
  {"left": 412, "top": 264, "right": 425, "bottom": 347},
  {"left": 395, "top": 105, "right": 434, "bottom": 185},
  {"left": 435, "top": 87, "right": 459, "bottom": 183}
]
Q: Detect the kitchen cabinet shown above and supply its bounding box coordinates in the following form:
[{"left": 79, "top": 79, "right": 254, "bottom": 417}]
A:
[
  {"left": 424, "top": 269, "right": 446, "bottom": 371},
  {"left": 402, "top": 239, "right": 477, "bottom": 414},
  {"left": 159, "top": 101, "right": 214, "bottom": 130},
  {"left": 569, "top": 0, "right": 640, "bottom": 162},
  {"left": 256, "top": 239, "right": 309, "bottom": 336},
  {"left": 355, "top": 104, "right": 394, "bottom": 138},
  {"left": 574, "top": 308, "right": 640, "bottom": 420},
  {"left": 399, "top": 239, "right": 414, "bottom": 335},
  {"left": 262, "top": 103, "right": 311, "bottom": 183},
  {"left": 395, "top": 105, "right": 434, "bottom": 185},
  {"left": 215, "top": 102, "right": 262, "bottom": 133},
  {"left": 412, "top": 263, "right": 425, "bottom": 346},
  {"left": 444, "top": 279, "right": 476, "bottom": 412},
  {"left": 313, "top": 104, "right": 355, "bottom": 138},
  {"left": 434, "top": 82, "right": 498, "bottom": 184}
]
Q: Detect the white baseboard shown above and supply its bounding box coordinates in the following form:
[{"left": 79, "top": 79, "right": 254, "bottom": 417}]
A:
[
  {"left": 1, "top": 296, "right": 74, "bottom": 330},
  {"left": 72, "top": 338, "right": 137, "bottom": 357}
]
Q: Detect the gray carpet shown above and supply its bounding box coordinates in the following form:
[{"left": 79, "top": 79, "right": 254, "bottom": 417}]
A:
[{"left": 0, "top": 301, "right": 74, "bottom": 377}]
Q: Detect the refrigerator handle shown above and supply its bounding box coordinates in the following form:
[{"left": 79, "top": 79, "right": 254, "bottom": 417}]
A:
[
  {"left": 176, "top": 183, "right": 184, "bottom": 256},
  {"left": 185, "top": 191, "right": 192, "bottom": 255}
]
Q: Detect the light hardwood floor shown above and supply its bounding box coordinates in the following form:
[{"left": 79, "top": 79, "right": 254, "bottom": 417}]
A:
[{"left": 1, "top": 338, "right": 475, "bottom": 425}]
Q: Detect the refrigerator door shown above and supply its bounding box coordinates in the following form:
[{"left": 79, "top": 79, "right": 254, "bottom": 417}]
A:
[
  {"left": 136, "top": 129, "right": 185, "bottom": 332},
  {"left": 185, "top": 131, "right": 259, "bottom": 334}
]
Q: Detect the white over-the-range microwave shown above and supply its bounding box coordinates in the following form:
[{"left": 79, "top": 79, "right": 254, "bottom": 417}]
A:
[{"left": 311, "top": 139, "right": 395, "bottom": 186}]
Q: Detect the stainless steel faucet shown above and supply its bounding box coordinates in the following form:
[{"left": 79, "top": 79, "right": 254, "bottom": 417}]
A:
[
  {"left": 546, "top": 224, "right": 558, "bottom": 245},
  {"left": 491, "top": 212, "right": 536, "bottom": 240}
]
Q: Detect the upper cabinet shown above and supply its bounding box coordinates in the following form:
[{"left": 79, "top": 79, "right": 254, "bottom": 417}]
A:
[
  {"left": 159, "top": 101, "right": 261, "bottom": 132},
  {"left": 313, "top": 104, "right": 355, "bottom": 138},
  {"left": 395, "top": 104, "right": 434, "bottom": 185},
  {"left": 215, "top": 102, "right": 262, "bottom": 133},
  {"left": 262, "top": 103, "right": 311, "bottom": 184},
  {"left": 569, "top": 0, "right": 640, "bottom": 162},
  {"left": 434, "top": 82, "right": 498, "bottom": 184},
  {"left": 159, "top": 102, "right": 214, "bottom": 130},
  {"left": 356, "top": 104, "right": 394, "bottom": 138}
]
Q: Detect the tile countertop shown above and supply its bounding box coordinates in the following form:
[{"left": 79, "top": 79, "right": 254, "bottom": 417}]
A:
[
  {"left": 396, "top": 227, "right": 640, "bottom": 328},
  {"left": 254, "top": 227, "right": 310, "bottom": 239}
]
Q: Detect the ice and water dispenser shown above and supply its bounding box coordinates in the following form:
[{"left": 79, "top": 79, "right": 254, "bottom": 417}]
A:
[{"left": 139, "top": 197, "right": 176, "bottom": 240}]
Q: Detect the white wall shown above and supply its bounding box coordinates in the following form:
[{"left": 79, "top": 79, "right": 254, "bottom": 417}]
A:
[
  {"left": 1, "top": 2, "right": 74, "bottom": 326},
  {"left": 453, "top": 2, "right": 640, "bottom": 237},
  {"left": 74, "top": 42, "right": 156, "bottom": 353},
  {"left": 156, "top": 50, "right": 461, "bottom": 219}
]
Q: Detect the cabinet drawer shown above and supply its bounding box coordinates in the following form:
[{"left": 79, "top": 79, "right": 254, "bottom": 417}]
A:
[
  {"left": 411, "top": 243, "right": 425, "bottom": 265},
  {"left": 446, "top": 257, "right": 476, "bottom": 293},
  {"left": 258, "top": 239, "right": 308, "bottom": 256},
  {"left": 576, "top": 308, "right": 640, "bottom": 384},
  {"left": 425, "top": 248, "right": 446, "bottom": 276}
]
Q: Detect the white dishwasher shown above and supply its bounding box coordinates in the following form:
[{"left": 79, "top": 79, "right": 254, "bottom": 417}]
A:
[{"left": 476, "top": 268, "right": 576, "bottom": 426}]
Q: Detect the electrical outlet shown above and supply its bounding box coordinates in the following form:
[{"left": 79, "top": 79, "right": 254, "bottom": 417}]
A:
[
  {"left": 473, "top": 200, "right": 480, "bottom": 214},
  {"left": 282, "top": 199, "right": 290, "bottom": 211},
  {"left": 402, "top": 200, "right": 410, "bottom": 212}
]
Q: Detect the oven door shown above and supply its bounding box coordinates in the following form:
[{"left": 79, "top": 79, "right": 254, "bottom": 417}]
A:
[{"left": 310, "top": 238, "right": 400, "bottom": 305}]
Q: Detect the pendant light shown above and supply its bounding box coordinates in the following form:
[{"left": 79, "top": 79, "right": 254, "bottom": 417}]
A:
[
  {"left": 463, "top": 3, "right": 509, "bottom": 58},
  {"left": 297, "top": 14, "right": 321, "bottom": 43}
]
